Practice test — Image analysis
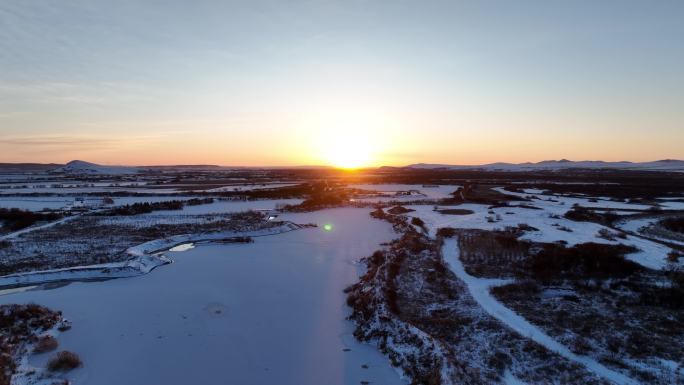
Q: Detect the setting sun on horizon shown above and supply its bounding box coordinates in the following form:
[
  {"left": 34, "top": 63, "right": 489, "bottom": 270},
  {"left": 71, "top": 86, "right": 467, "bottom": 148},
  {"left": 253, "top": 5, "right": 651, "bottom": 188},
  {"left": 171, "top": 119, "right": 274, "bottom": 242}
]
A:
[{"left": 324, "top": 135, "right": 374, "bottom": 169}]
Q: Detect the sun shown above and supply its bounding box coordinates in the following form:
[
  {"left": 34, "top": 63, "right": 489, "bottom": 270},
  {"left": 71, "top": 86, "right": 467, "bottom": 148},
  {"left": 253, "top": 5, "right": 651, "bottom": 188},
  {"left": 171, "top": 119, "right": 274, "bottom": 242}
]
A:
[
  {"left": 301, "top": 115, "right": 383, "bottom": 169},
  {"left": 324, "top": 133, "right": 373, "bottom": 169}
]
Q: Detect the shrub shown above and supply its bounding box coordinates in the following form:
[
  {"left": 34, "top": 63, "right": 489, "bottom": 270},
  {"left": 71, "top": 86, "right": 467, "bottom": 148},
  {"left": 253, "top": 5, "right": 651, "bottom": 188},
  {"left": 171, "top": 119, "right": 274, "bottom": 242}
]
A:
[
  {"left": 47, "top": 351, "right": 82, "bottom": 372},
  {"left": 370, "top": 208, "right": 387, "bottom": 219},
  {"left": 0, "top": 208, "right": 62, "bottom": 231},
  {"left": 524, "top": 243, "right": 642, "bottom": 280},
  {"left": 57, "top": 322, "right": 72, "bottom": 332},
  {"left": 411, "top": 217, "right": 425, "bottom": 228},
  {"left": 660, "top": 217, "right": 684, "bottom": 234},
  {"left": 103, "top": 201, "right": 184, "bottom": 215},
  {"left": 436, "top": 209, "right": 474, "bottom": 215},
  {"left": 491, "top": 281, "right": 540, "bottom": 298},
  {"left": 596, "top": 228, "right": 616, "bottom": 241},
  {"left": 564, "top": 207, "right": 617, "bottom": 225},
  {"left": 387, "top": 206, "right": 414, "bottom": 215},
  {"left": 487, "top": 350, "right": 512, "bottom": 374},
  {"left": 33, "top": 335, "right": 58, "bottom": 353},
  {"left": 289, "top": 186, "right": 350, "bottom": 211},
  {"left": 186, "top": 197, "right": 214, "bottom": 206},
  {"left": 436, "top": 227, "right": 457, "bottom": 238},
  {"left": 667, "top": 251, "right": 682, "bottom": 263},
  {"left": 516, "top": 204, "right": 541, "bottom": 210},
  {"left": 570, "top": 336, "right": 592, "bottom": 355},
  {"left": 517, "top": 223, "right": 539, "bottom": 232}
]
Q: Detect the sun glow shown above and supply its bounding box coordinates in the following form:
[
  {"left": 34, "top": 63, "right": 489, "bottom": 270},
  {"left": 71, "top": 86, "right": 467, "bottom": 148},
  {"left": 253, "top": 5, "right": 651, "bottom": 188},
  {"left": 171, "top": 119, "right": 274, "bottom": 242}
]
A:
[
  {"left": 303, "top": 117, "right": 383, "bottom": 169},
  {"left": 324, "top": 133, "right": 373, "bottom": 169}
]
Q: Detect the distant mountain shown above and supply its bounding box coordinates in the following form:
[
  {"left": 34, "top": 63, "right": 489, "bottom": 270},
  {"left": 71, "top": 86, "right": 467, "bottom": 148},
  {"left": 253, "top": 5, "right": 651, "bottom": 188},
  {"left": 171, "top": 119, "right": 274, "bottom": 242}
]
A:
[
  {"left": 0, "top": 163, "right": 64, "bottom": 173},
  {"left": 51, "top": 160, "right": 140, "bottom": 175},
  {"left": 406, "top": 159, "right": 684, "bottom": 172}
]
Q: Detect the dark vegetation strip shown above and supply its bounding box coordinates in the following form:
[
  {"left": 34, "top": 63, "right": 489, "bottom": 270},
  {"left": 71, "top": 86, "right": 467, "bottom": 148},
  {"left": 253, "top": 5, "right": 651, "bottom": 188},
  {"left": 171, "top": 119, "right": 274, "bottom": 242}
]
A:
[
  {"left": 96, "top": 197, "right": 213, "bottom": 216},
  {"left": 661, "top": 217, "right": 684, "bottom": 234},
  {"left": 0, "top": 208, "right": 62, "bottom": 231}
]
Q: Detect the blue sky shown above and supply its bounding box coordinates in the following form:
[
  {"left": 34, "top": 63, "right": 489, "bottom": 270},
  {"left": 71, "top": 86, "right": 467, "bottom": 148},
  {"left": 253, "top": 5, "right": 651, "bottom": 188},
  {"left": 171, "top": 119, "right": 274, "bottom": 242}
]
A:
[{"left": 1, "top": 1, "right": 682, "bottom": 165}]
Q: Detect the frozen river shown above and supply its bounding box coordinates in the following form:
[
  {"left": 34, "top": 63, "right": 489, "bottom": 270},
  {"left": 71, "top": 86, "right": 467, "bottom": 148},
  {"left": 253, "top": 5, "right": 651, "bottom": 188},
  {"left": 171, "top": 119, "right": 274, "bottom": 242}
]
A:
[{"left": 1, "top": 208, "right": 404, "bottom": 385}]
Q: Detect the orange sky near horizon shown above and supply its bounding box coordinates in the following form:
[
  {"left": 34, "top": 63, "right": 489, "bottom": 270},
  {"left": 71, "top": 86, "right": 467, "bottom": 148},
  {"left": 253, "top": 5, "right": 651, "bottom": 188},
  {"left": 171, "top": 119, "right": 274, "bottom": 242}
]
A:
[{"left": 1, "top": 128, "right": 681, "bottom": 168}]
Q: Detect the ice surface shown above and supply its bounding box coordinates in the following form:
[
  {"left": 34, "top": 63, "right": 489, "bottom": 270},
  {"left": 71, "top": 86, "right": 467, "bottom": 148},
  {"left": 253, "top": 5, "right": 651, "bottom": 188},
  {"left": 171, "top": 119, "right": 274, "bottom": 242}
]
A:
[{"left": 1, "top": 208, "right": 405, "bottom": 385}]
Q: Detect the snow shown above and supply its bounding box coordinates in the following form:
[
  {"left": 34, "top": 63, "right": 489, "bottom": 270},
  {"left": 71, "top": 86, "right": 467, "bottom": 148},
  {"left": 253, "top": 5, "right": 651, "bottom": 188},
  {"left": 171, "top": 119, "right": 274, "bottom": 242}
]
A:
[
  {"left": 125, "top": 222, "right": 300, "bottom": 256},
  {"left": 614, "top": 217, "right": 657, "bottom": 234},
  {"left": 12, "top": 320, "right": 72, "bottom": 385},
  {"left": 168, "top": 243, "right": 194, "bottom": 252},
  {"left": 402, "top": 188, "right": 676, "bottom": 269},
  {"left": 441, "top": 238, "right": 639, "bottom": 385},
  {"left": 415, "top": 202, "right": 673, "bottom": 270},
  {"left": 493, "top": 187, "right": 653, "bottom": 211},
  {"left": 0, "top": 196, "right": 189, "bottom": 212},
  {"left": 0, "top": 198, "right": 74, "bottom": 211},
  {"left": 406, "top": 203, "right": 609, "bottom": 246},
  {"left": 0, "top": 222, "right": 299, "bottom": 287},
  {"left": 0, "top": 208, "right": 405, "bottom": 385},
  {"left": 657, "top": 200, "right": 684, "bottom": 210},
  {"left": 0, "top": 254, "right": 171, "bottom": 287},
  {"left": 0, "top": 195, "right": 300, "bottom": 213}
]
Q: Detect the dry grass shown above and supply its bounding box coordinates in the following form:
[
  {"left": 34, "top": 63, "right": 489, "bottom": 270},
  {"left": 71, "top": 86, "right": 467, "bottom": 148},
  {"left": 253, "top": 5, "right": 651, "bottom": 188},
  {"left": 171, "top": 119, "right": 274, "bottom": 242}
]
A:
[
  {"left": 436, "top": 208, "right": 474, "bottom": 215},
  {"left": 33, "top": 335, "right": 58, "bottom": 353},
  {"left": 47, "top": 351, "right": 82, "bottom": 372}
]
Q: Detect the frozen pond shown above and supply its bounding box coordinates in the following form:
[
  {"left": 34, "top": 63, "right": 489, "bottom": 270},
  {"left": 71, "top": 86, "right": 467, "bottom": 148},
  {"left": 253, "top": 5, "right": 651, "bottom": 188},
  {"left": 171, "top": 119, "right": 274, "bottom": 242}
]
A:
[{"left": 0, "top": 208, "right": 403, "bottom": 385}]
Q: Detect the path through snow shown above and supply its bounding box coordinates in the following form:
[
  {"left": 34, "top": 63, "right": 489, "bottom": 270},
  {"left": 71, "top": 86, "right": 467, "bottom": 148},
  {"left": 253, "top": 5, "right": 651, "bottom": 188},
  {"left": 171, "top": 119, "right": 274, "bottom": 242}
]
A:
[{"left": 441, "top": 238, "right": 640, "bottom": 385}]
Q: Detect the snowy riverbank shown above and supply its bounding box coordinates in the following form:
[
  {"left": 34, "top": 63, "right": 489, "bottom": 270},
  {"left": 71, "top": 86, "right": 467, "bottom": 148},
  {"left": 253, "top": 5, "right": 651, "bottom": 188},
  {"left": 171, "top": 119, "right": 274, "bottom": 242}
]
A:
[{"left": 0, "top": 222, "right": 302, "bottom": 288}]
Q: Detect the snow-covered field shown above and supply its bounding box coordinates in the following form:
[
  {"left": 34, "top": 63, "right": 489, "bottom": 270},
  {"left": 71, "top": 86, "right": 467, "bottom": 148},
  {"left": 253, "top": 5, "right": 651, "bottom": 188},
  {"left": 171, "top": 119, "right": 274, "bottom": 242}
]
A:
[
  {"left": 615, "top": 216, "right": 684, "bottom": 247},
  {"left": 0, "top": 195, "right": 303, "bottom": 213},
  {"left": 2, "top": 177, "right": 683, "bottom": 385},
  {"left": 0, "top": 196, "right": 187, "bottom": 211},
  {"left": 140, "top": 198, "right": 303, "bottom": 215},
  {"left": 402, "top": 188, "right": 680, "bottom": 270},
  {"left": 1, "top": 208, "right": 404, "bottom": 385},
  {"left": 0, "top": 197, "right": 77, "bottom": 211}
]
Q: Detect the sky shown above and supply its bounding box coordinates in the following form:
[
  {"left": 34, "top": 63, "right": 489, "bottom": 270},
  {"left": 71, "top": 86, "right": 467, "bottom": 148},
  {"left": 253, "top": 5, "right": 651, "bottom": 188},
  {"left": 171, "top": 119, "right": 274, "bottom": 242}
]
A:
[{"left": 0, "top": 0, "right": 683, "bottom": 167}]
